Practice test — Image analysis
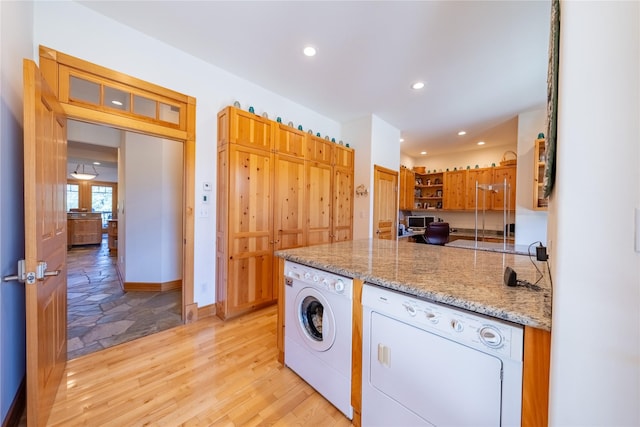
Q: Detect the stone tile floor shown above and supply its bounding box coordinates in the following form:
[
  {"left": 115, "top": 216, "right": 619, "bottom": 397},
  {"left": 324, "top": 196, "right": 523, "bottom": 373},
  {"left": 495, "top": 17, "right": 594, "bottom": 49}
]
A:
[{"left": 67, "top": 236, "right": 182, "bottom": 360}]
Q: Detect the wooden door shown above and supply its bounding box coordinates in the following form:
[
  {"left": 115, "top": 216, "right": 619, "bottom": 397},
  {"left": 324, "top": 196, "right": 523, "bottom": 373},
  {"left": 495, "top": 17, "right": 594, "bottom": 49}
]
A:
[
  {"left": 373, "top": 165, "right": 398, "bottom": 239},
  {"left": 332, "top": 166, "right": 354, "bottom": 242},
  {"left": 443, "top": 170, "right": 467, "bottom": 210},
  {"left": 466, "top": 168, "right": 493, "bottom": 210},
  {"left": 23, "top": 59, "right": 68, "bottom": 427},
  {"left": 225, "top": 144, "right": 273, "bottom": 317},
  {"left": 306, "top": 161, "right": 332, "bottom": 245}
]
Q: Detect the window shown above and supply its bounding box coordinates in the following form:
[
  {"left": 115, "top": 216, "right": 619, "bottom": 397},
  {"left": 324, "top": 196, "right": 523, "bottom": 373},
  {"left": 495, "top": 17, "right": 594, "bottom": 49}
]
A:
[
  {"left": 91, "top": 185, "right": 114, "bottom": 228},
  {"left": 67, "top": 184, "right": 79, "bottom": 211}
]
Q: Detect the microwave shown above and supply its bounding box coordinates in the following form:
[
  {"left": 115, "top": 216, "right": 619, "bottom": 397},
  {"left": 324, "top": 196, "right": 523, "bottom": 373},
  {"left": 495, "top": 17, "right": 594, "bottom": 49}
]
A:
[{"left": 406, "top": 215, "right": 437, "bottom": 229}]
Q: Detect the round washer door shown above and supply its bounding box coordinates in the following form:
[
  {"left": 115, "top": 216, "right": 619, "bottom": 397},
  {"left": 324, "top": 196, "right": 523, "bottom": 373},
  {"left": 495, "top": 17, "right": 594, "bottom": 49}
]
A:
[{"left": 294, "top": 287, "right": 336, "bottom": 352}]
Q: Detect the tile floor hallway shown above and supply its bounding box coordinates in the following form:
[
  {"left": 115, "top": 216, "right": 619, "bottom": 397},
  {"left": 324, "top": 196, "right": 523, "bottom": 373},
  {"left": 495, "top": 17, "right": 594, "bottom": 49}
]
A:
[{"left": 67, "top": 236, "right": 182, "bottom": 359}]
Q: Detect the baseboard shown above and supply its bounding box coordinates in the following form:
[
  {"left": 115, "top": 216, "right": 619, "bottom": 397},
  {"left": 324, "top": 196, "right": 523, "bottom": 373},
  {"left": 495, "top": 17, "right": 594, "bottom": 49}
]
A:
[
  {"left": 2, "top": 377, "right": 25, "bottom": 427},
  {"left": 123, "top": 279, "right": 182, "bottom": 292},
  {"left": 198, "top": 303, "right": 217, "bottom": 319}
]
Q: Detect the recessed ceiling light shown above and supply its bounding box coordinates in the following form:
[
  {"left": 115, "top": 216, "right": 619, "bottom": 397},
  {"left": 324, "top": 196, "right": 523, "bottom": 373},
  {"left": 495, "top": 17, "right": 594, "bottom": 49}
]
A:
[
  {"left": 399, "top": 138, "right": 404, "bottom": 143},
  {"left": 303, "top": 46, "right": 316, "bottom": 57},
  {"left": 458, "top": 131, "right": 467, "bottom": 136},
  {"left": 412, "top": 82, "right": 425, "bottom": 90},
  {"left": 420, "top": 151, "right": 427, "bottom": 155},
  {"left": 477, "top": 141, "right": 486, "bottom": 146},
  {"left": 111, "top": 100, "right": 123, "bottom": 106},
  {"left": 93, "top": 162, "right": 101, "bottom": 165}
]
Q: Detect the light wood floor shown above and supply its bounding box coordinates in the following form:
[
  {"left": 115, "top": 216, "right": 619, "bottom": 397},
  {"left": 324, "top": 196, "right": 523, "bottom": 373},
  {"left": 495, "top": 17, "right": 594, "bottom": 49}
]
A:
[{"left": 44, "top": 305, "right": 352, "bottom": 426}]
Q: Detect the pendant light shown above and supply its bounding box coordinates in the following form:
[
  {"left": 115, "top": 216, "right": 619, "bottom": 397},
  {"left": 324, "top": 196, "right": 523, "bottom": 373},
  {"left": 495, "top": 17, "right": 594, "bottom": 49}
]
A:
[{"left": 71, "top": 164, "right": 98, "bottom": 180}]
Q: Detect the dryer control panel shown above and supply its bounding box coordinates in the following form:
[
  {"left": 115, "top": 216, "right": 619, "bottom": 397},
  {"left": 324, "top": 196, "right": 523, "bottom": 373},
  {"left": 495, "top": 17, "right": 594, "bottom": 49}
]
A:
[{"left": 285, "top": 261, "right": 353, "bottom": 299}]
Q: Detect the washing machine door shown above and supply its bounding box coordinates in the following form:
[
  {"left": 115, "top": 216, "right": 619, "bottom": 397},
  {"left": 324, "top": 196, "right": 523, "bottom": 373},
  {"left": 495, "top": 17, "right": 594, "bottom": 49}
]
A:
[{"left": 294, "top": 287, "right": 336, "bottom": 352}]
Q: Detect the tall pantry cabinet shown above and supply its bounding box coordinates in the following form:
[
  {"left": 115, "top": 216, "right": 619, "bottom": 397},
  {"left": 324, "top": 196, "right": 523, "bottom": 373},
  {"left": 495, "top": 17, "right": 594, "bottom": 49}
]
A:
[{"left": 216, "top": 106, "right": 354, "bottom": 319}]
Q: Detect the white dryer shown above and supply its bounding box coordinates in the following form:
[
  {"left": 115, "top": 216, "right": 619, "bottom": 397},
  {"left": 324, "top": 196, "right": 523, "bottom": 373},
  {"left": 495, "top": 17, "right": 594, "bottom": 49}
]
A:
[{"left": 284, "top": 260, "right": 353, "bottom": 419}]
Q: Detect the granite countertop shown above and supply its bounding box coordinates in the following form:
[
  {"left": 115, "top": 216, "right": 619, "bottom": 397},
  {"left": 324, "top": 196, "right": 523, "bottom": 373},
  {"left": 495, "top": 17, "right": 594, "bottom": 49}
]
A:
[{"left": 276, "top": 239, "right": 552, "bottom": 331}]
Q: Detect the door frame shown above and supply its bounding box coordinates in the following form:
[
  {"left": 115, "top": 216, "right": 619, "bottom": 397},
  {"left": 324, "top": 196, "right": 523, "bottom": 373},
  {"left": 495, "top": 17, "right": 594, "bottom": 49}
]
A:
[{"left": 38, "top": 46, "right": 198, "bottom": 322}]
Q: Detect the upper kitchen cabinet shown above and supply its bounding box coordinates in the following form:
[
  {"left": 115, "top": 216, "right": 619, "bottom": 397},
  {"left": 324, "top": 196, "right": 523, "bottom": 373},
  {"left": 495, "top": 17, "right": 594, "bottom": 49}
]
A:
[
  {"left": 274, "top": 123, "right": 306, "bottom": 158},
  {"left": 399, "top": 166, "right": 415, "bottom": 211},
  {"left": 465, "top": 168, "right": 493, "bottom": 210},
  {"left": 533, "top": 138, "right": 548, "bottom": 210},
  {"left": 443, "top": 170, "right": 467, "bottom": 210},
  {"left": 491, "top": 165, "right": 517, "bottom": 211}
]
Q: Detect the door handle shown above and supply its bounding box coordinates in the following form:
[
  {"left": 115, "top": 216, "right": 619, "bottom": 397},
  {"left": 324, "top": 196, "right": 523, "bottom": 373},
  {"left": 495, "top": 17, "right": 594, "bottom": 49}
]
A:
[{"left": 3, "top": 259, "right": 26, "bottom": 283}]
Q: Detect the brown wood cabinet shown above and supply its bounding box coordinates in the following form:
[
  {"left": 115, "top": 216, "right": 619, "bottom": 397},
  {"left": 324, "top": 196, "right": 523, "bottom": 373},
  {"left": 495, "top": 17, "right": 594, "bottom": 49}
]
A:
[
  {"left": 533, "top": 138, "right": 548, "bottom": 210},
  {"left": 399, "top": 166, "right": 415, "bottom": 211},
  {"left": 305, "top": 135, "right": 354, "bottom": 245},
  {"left": 443, "top": 170, "right": 467, "bottom": 210},
  {"left": 67, "top": 212, "right": 102, "bottom": 247},
  {"left": 107, "top": 219, "right": 117, "bottom": 254},
  {"left": 217, "top": 106, "right": 354, "bottom": 319}
]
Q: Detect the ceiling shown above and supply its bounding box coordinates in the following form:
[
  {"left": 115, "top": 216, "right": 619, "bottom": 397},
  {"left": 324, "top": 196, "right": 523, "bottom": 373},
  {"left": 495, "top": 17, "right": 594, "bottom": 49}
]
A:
[{"left": 75, "top": 1, "right": 550, "bottom": 157}]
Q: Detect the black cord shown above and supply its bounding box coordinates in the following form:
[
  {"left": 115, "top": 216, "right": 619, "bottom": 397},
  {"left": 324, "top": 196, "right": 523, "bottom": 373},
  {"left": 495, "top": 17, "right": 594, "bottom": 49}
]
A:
[{"left": 527, "top": 241, "right": 545, "bottom": 285}]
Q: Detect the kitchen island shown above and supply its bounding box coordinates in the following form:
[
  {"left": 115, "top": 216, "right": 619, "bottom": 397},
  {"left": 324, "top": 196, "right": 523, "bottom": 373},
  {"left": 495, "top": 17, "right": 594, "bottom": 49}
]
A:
[{"left": 275, "top": 238, "right": 551, "bottom": 426}]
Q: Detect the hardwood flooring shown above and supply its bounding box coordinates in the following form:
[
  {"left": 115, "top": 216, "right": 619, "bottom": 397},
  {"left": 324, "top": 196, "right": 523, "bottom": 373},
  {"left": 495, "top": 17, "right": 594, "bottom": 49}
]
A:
[{"left": 43, "top": 305, "right": 352, "bottom": 426}]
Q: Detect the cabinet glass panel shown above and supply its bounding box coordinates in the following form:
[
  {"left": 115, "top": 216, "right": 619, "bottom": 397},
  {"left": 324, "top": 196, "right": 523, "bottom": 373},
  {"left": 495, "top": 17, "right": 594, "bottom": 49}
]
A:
[
  {"left": 69, "top": 76, "right": 100, "bottom": 104},
  {"left": 159, "top": 102, "right": 180, "bottom": 124},
  {"left": 133, "top": 94, "right": 156, "bottom": 119},
  {"left": 104, "top": 86, "right": 130, "bottom": 111}
]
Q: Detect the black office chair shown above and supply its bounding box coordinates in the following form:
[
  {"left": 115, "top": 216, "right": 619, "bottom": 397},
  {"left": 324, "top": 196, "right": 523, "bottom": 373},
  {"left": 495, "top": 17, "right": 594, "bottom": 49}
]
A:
[{"left": 418, "top": 222, "right": 450, "bottom": 245}]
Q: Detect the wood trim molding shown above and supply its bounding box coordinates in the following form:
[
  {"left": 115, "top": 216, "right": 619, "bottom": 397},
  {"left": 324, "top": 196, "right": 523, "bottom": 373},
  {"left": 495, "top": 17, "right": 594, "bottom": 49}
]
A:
[
  {"left": 39, "top": 45, "right": 196, "bottom": 324},
  {"left": 123, "top": 280, "right": 182, "bottom": 292},
  {"left": 351, "top": 278, "right": 364, "bottom": 427},
  {"left": 2, "top": 377, "right": 25, "bottom": 427},
  {"left": 522, "top": 326, "right": 551, "bottom": 427},
  {"left": 197, "top": 304, "right": 216, "bottom": 320}
]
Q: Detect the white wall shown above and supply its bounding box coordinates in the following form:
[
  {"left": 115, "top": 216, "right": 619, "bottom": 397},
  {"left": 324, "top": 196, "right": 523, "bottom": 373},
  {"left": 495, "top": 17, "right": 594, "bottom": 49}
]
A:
[
  {"left": 548, "top": 2, "right": 640, "bottom": 425},
  {"left": 123, "top": 133, "right": 182, "bottom": 283},
  {"left": 0, "top": 1, "right": 30, "bottom": 422},
  {"left": 33, "top": 1, "right": 340, "bottom": 305},
  {"left": 343, "top": 115, "right": 401, "bottom": 239},
  {"left": 515, "top": 109, "right": 548, "bottom": 245},
  {"left": 413, "top": 142, "right": 516, "bottom": 172},
  {"left": 343, "top": 116, "right": 373, "bottom": 239}
]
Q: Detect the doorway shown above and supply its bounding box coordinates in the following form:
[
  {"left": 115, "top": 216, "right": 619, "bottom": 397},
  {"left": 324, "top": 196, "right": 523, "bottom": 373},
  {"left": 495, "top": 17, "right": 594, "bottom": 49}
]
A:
[
  {"left": 373, "top": 165, "right": 399, "bottom": 239},
  {"left": 66, "top": 120, "right": 185, "bottom": 358}
]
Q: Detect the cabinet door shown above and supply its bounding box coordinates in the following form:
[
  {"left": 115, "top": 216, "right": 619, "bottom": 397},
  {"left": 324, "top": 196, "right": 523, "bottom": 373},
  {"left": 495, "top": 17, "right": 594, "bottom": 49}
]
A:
[
  {"left": 226, "top": 145, "right": 274, "bottom": 315},
  {"left": 491, "top": 166, "right": 517, "bottom": 211},
  {"left": 274, "top": 154, "right": 306, "bottom": 251},
  {"left": 306, "top": 134, "right": 333, "bottom": 164},
  {"left": 275, "top": 124, "right": 305, "bottom": 158},
  {"left": 333, "top": 144, "right": 355, "bottom": 169},
  {"left": 332, "top": 166, "right": 354, "bottom": 242},
  {"left": 228, "top": 107, "right": 273, "bottom": 151},
  {"left": 399, "top": 167, "right": 415, "bottom": 211},
  {"left": 466, "top": 168, "right": 493, "bottom": 210},
  {"left": 443, "top": 170, "right": 467, "bottom": 210},
  {"left": 306, "top": 161, "right": 332, "bottom": 245}
]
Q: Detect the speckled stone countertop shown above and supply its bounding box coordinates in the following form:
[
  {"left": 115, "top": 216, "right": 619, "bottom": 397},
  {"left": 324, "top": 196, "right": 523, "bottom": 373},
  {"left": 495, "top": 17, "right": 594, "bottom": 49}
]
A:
[{"left": 275, "top": 239, "right": 552, "bottom": 331}]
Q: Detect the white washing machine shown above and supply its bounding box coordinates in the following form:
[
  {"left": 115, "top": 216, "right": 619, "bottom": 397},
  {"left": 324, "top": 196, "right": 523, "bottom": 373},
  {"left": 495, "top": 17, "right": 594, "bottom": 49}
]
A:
[
  {"left": 284, "top": 260, "right": 354, "bottom": 419},
  {"left": 362, "top": 284, "right": 524, "bottom": 427}
]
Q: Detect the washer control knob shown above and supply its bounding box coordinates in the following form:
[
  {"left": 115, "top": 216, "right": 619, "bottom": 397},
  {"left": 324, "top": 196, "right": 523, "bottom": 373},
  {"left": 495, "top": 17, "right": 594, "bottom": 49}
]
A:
[
  {"left": 479, "top": 326, "right": 503, "bottom": 348},
  {"left": 403, "top": 303, "right": 417, "bottom": 316},
  {"left": 425, "top": 312, "right": 439, "bottom": 323},
  {"left": 303, "top": 272, "right": 311, "bottom": 280},
  {"left": 313, "top": 275, "right": 320, "bottom": 282},
  {"left": 334, "top": 279, "right": 345, "bottom": 293},
  {"left": 450, "top": 319, "right": 464, "bottom": 332}
]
